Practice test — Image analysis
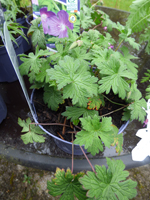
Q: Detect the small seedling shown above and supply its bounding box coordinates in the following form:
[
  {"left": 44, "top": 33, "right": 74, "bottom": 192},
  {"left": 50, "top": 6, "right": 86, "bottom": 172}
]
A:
[{"left": 23, "top": 174, "right": 31, "bottom": 184}]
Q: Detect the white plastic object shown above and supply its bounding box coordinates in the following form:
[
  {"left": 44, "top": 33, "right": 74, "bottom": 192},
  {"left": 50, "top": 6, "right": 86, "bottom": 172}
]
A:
[{"left": 132, "top": 99, "right": 150, "bottom": 161}]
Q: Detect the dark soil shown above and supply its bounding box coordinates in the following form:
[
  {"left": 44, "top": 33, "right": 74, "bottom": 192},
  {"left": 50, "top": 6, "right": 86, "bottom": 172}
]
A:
[{"left": 33, "top": 88, "right": 127, "bottom": 142}]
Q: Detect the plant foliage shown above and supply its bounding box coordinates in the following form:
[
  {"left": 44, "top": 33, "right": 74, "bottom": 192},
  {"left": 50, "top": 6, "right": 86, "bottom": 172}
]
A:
[
  {"left": 79, "top": 158, "right": 137, "bottom": 200},
  {"left": 18, "top": 118, "right": 46, "bottom": 144},
  {"left": 47, "top": 168, "right": 87, "bottom": 200},
  {"left": 74, "top": 115, "right": 121, "bottom": 156}
]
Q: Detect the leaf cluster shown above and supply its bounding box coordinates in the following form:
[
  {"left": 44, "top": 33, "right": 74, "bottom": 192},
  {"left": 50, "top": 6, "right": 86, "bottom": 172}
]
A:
[
  {"left": 18, "top": 118, "right": 46, "bottom": 144},
  {"left": 19, "top": 0, "right": 148, "bottom": 158},
  {"left": 47, "top": 158, "right": 137, "bottom": 200},
  {"left": 1, "top": 0, "right": 25, "bottom": 21}
]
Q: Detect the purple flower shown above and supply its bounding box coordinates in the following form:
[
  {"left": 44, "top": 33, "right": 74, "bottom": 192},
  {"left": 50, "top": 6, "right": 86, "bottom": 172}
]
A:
[
  {"left": 40, "top": 8, "right": 74, "bottom": 38},
  {"left": 103, "top": 26, "right": 107, "bottom": 31},
  {"left": 40, "top": 7, "right": 55, "bottom": 34},
  {"left": 108, "top": 43, "right": 114, "bottom": 49},
  {"left": 32, "top": 0, "right": 39, "bottom": 5}
]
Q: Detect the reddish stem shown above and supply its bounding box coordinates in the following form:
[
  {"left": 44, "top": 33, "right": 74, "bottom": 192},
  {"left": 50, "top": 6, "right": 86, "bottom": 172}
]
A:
[{"left": 80, "top": 146, "right": 96, "bottom": 173}]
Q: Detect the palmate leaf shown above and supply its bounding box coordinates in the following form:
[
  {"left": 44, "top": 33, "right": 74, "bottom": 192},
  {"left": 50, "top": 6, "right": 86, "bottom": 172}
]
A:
[
  {"left": 126, "top": 0, "right": 150, "bottom": 33},
  {"left": 47, "top": 56, "right": 98, "bottom": 107},
  {"left": 74, "top": 115, "right": 115, "bottom": 156},
  {"left": 91, "top": 48, "right": 113, "bottom": 67},
  {"left": 98, "top": 57, "right": 135, "bottom": 99},
  {"left": 35, "top": 61, "right": 51, "bottom": 83},
  {"left": 119, "top": 46, "right": 138, "bottom": 75},
  {"left": 87, "top": 95, "right": 105, "bottom": 110},
  {"left": 18, "top": 118, "right": 46, "bottom": 144},
  {"left": 128, "top": 98, "right": 147, "bottom": 123},
  {"left": 27, "top": 18, "right": 46, "bottom": 49},
  {"left": 47, "top": 168, "right": 87, "bottom": 200},
  {"left": 62, "top": 106, "right": 98, "bottom": 125},
  {"left": 79, "top": 158, "right": 137, "bottom": 200},
  {"left": 49, "top": 44, "right": 70, "bottom": 64},
  {"left": 127, "top": 88, "right": 147, "bottom": 123},
  {"left": 19, "top": 47, "right": 52, "bottom": 75},
  {"left": 43, "top": 85, "right": 64, "bottom": 111}
]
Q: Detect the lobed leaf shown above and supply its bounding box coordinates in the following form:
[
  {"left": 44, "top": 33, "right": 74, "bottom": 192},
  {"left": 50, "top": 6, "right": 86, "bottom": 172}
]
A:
[
  {"left": 79, "top": 158, "right": 137, "bottom": 200},
  {"left": 74, "top": 115, "right": 115, "bottom": 155},
  {"left": 47, "top": 56, "right": 98, "bottom": 107},
  {"left": 62, "top": 106, "right": 98, "bottom": 125},
  {"left": 47, "top": 168, "right": 87, "bottom": 200},
  {"left": 43, "top": 85, "right": 64, "bottom": 111},
  {"left": 18, "top": 118, "right": 46, "bottom": 144}
]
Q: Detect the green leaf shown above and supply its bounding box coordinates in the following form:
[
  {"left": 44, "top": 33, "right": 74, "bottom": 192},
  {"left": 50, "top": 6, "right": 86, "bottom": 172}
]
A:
[
  {"left": 35, "top": 61, "right": 51, "bottom": 83},
  {"left": 145, "top": 85, "right": 150, "bottom": 100},
  {"left": 79, "top": 158, "right": 137, "bottom": 200},
  {"left": 62, "top": 106, "right": 98, "bottom": 124},
  {"left": 28, "top": 18, "right": 46, "bottom": 49},
  {"left": 128, "top": 98, "right": 147, "bottom": 123},
  {"left": 47, "top": 56, "right": 98, "bottom": 107},
  {"left": 87, "top": 95, "right": 105, "bottom": 110},
  {"left": 43, "top": 85, "right": 64, "bottom": 111},
  {"left": 126, "top": 0, "right": 150, "bottom": 33},
  {"left": 119, "top": 46, "right": 138, "bottom": 75},
  {"left": 74, "top": 115, "right": 115, "bottom": 155},
  {"left": 47, "top": 168, "right": 87, "bottom": 200},
  {"left": 49, "top": 44, "right": 70, "bottom": 64},
  {"left": 141, "top": 69, "right": 150, "bottom": 83},
  {"left": 18, "top": 118, "right": 46, "bottom": 144},
  {"left": 19, "top": 47, "right": 51, "bottom": 75},
  {"left": 98, "top": 58, "right": 135, "bottom": 99}
]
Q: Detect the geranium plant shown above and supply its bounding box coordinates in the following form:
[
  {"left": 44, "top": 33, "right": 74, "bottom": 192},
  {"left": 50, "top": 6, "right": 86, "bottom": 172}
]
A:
[{"left": 17, "top": 0, "right": 150, "bottom": 198}]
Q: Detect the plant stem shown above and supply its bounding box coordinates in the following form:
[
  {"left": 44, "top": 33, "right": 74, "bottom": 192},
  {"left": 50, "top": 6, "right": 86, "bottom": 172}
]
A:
[
  {"left": 100, "top": 104, "right": 129, "bottom": 117},
  {"left": 102, "top": 94, "right": 126, "bottom": 106},
  {"left": 91, "top": 0, "right": 100, "bottom": 8},
  {"left": 52, "top": 0, "right": 60, "bottom": 11},
  {"left": 92, "top": 22, "right": 102, "bottom": 30},
  {"left": 80, "top": 146, "right": 96, "bottom": 173},
  {"left": 115, "top": 39, "right": 123, "bottom": 52}
]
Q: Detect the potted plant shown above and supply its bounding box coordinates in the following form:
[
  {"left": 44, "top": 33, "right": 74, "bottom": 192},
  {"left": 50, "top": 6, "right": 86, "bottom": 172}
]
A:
[
  {"left": 17, "top": 0, "right": 150, "bottom": 198},
  {"left": 0, "top": 9, "right": 28, "bottom": 82},
  {"left": 1, "top": 0, "right": 32, "bottom": 52}
]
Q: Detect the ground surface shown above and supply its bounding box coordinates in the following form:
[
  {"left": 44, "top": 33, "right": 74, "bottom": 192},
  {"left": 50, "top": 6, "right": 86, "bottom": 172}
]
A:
[{"left": 0, "top": 157, "right": 150, "bottom": 200}]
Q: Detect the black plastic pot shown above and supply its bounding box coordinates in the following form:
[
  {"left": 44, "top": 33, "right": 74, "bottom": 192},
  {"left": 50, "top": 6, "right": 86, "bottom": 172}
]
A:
[
  {"left": 16, "top": 15, "right": 31, "bottom": 52},
  {"left": 30, "top": 89, "right": 129, "bottom": 155},
  {"left": 26, "top": 14, "right": 32, "bottom": 27},
  {"left": 0, "top": 34, "right": 24, "bottom": 82},
  {"left": 0, "top": 94, "right": 7, "bottom": 124}
]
